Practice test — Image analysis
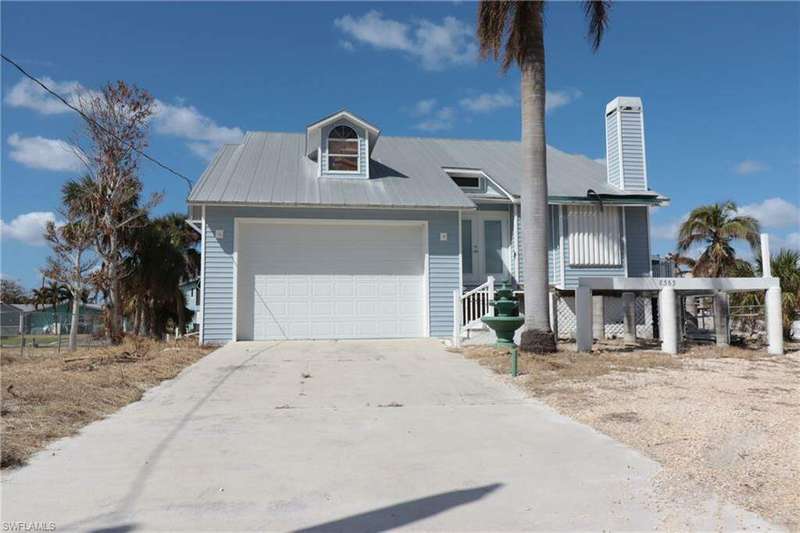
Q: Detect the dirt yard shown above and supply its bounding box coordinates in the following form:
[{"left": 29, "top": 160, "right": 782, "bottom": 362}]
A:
[
  {"left": 0, "top": 337, "right": 213, "bottom": 469},
  {"left": 461, "top": 341, "right": 800, "bottom": 530}
]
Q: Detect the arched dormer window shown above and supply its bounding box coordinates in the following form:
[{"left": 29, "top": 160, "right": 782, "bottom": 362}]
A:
[{"left": 327, "top": 125, "right": 359, "bottom": 172}]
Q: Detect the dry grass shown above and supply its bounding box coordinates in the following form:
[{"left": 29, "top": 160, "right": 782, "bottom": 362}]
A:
[
  {"left": 1, "top": 336, "right": 213, "bottom": 469},
  {"left": 461, "top": 340, "right": 800, "bottom": 529}
]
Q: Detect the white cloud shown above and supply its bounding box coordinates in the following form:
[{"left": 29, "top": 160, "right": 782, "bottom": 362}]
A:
[
  {"left": 6, "top": 76, "right": 242, "bottom": 161},
  {"left": 651, "top": 218, "right": 683, "bottom": 242},
  {"left": 739, "top": 198, "right": 800, "bottom": 230},
  {"left": 152, "top": 100, "right": 244, "bottom": 160},
  {"left": 734, "top": 159, "right": 769, "bottom": 175},
  {"left": 5, "top": 77, "right": 99, "bottom": 115},
  {"left": 0, "top": 211, "right": 60, "bottom": 246},
  {"left": 459, "top": 91, "right": 515, "bottom": 113},
  {"left": 7, "top": 133, "right": 86, "bottom": 172},
  {"left": 334, "top": 11, "right": 477, "bottom": 70},
  {"left": 412, "top": 98, "right": 438, "bottom": 116},
  {"left": 771, "top": 232, "right": 800, "bottom": 251},
  {"left": 546, "top": 89, "right": 583, "bottom": 112},
  {"left": 415, "top": 106, "right": 456, "bottom": 132},
  {"left": 340, "top": 40, "right": 355, "bottom": 51}
]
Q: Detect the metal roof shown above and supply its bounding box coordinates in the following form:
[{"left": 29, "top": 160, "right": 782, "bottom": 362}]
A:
[{"left": 188, "top": 132, "right": 666, "bottom": 208}]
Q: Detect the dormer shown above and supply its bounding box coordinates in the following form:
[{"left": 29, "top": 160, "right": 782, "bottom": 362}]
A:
[{"left": 306, "top": 110, "right": 380, "bottom": 179}]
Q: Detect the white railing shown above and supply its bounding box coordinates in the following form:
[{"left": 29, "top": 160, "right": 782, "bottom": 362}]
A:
[{"left": 452, "top": 276, "right": 494, "bottom": 346}]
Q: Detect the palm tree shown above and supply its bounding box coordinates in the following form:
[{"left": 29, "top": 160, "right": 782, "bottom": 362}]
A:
[
  {"left": 677, "top": 201, "right": 761, "bottom": 277},
  {"left": 476, "top": 1, "right": 611, "bottom": 353},
  {"left": 123, "top": 214, "right": 199, "bottom": 338},
  {"left": 763, "top": 249, "right": 800, "bottom": 339}
]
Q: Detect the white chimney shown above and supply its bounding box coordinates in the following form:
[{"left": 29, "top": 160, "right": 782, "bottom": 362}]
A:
[{"left": 605, "top": 96, "right": 648, "bottom": 191}]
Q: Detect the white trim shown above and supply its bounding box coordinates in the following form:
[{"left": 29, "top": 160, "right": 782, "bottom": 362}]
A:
[
  {"left": 188, "top": 202, "right": 475, "bottom": 212},
  {"left": 622, "top": 207, "right": 629, "bottom": 277},
  {"left": 232, "top": 218, "right": 239, "bottom": 342},
  {"left": 307, "top": 110, "right": 380, "bottom": 136},
  {"left": 639, "top": 104, "right": 649, "bottom": 190},
  {"left": 325, "top": 124, "right": 360, "bottom": 175},
  {"left": 186, "top": 219, "right": 202, "bottom": 234},
  {"left": 458, "top": 210, "right": 464, "bottom": 292},
  {"left": 512, "top": 204, "right": 520, "bottom": 282},
  {"left": 616, "top": 109, "right": 624, "bottom": 190},
  {"left": 646, "top": 207, "right": 653, "bottom": 277},
  {"left": 199, "top": 205, "right": 206, "bottom": 345},
  {"left": 233, "top": 217, "right": 430, "bottom": 340},
  {"left": 442, "top": 167, "right": 516, "bottom": 203},
  {"left": 559, "top": 205, "right": 566, "bottom": 289},
  {"left": 579, "top": 276, "right": 779, "bottom": 292},
  {"left": 422, "top": 221, "right": 430, "bottom": 336}
]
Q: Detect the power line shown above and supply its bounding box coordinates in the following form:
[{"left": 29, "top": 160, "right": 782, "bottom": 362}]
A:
[{"left": 1, "top": 53, "right": 194, "bottom": 191}]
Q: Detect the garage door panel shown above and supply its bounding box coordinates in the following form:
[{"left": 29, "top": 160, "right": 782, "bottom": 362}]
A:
[{"left": 238, "top": 222, "right": 426, "bottom": 340}]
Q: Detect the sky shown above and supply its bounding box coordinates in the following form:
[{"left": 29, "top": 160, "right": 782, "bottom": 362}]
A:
[{"left": 2, "top": 1, "right": 799, "bottom": 289}]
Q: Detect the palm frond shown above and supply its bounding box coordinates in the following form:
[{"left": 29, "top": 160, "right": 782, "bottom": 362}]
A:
[{"left": 584, "top": 0, "right": 612, "bottom": 51}]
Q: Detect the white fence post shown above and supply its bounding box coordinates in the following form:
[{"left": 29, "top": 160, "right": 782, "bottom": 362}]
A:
[
  {"left": 761, "top": 233, "right": 772, "bottom": 278},
  {"left": 487, "top": 276, "right": 495, "bottom": 316},
  {"left": 452, "top": 289, "right": 462, "bottom": 347},
  {"left": 766, "top": 286, "right": 783, "bottom": 355}
]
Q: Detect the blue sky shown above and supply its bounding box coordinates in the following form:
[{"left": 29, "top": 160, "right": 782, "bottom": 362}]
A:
[{"left": 2, "top": 1, "right": 799, "bottom": 289}]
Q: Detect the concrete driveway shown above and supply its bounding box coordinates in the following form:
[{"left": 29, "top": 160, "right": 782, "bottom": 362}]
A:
[{"left": 2, "top": 340, "right": 774, "bottom": 531}]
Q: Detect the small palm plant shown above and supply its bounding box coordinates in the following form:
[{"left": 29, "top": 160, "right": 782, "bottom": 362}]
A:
[
  {"left": 677, "top": 201, "right": 761, "bottom": 277},
  {"left": 771, "top": 249, "right": 800, "bottom": 338}
]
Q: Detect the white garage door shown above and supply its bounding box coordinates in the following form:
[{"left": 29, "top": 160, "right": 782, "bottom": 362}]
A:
[{"left": 236, "top": 220, "right": 426, "bottom": 340}]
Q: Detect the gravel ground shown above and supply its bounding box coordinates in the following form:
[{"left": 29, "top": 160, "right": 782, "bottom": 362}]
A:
[{"left": 462, "top": 341, "right": 800, "bottom": 530}]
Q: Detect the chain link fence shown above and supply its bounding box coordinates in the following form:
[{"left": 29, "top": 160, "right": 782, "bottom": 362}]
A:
[{"left": 0, "top": 310, "right": 108, "bottom": 354}]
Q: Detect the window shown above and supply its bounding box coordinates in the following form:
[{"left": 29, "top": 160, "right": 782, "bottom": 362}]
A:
[
  {"left": 327, "top": 125, "right": 359, "bottom": 172},
  {"left": 451, "top": 176, "right": 481, "bottom": 189},
  {"left": 567, "top": 205, "right": 622, "bottom": 266}
]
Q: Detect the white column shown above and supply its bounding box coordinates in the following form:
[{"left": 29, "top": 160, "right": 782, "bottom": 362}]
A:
[
  {"left": 713, "top": 291, "right": 730, "bottom": 347},
  {"left": 592, "top": 295, "right": 605, "bottom": 340},
  {"left": 761, "top": 233, "right": 772, "bottom": 278},
  {"left": 622, "top": 292, "right": 637, "bottom": 345},
  {"left": 549, "top": 292, "right": 560, "bottom": 341},
  {"left": 766, "top": 286, "right": 783, "bottom": 355},
  {"left": 576, "top": 287, "right": 593, "bottom": 352},
  {"left": 659, "top": 287, "right": 678, "bottom": 354},
  {"left": 452, "top": 289, "right": 462, "bottom": 347}
]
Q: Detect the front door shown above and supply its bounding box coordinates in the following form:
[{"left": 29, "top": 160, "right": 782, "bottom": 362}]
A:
[{"left": 461, "top": 212, "right": 510, "bottom": 286}]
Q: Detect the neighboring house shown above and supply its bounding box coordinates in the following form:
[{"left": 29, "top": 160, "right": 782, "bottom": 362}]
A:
[
  {"left": 179, "top": 278, "right": 201, "bottom": 332},
  {"left": 0, "top": 302, "right": 23, "bottom": 337},
  {"left": 1, "top": 302, "right": 104, "bottom": 335},
  {"left": 188, "top": 96, "right": 668, "bottom": 344}
]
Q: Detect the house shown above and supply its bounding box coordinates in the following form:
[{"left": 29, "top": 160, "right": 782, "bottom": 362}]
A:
[
  {"left": 187, "top": 96, "right": 668, "bottom": 344},
  {"left": 179, "top": 278, "right": 201, "bottom": 332},
  {"left": 1, "top": 302, "right": 103, "bottom": 335}
]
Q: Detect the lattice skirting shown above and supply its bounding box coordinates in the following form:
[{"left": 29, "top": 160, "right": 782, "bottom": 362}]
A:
[{"left": 556, "top": 295, "right": 655, "bottom": 340}]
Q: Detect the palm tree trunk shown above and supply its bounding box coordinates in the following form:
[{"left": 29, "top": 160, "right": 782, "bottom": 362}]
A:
[
  {"left": 518, "top": 37, "right": 556, "bottom": 354},
  {"left": 68, "top": 293, "right": 80, "bottom": 351},
  {"left": 107, "top": 232, "right": 123, "bottom": 344}
]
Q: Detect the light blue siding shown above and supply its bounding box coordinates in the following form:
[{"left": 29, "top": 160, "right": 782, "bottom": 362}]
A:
[
  {"left": 624, "top": 206, "right": 652, "bottom": 277},
  {"left": 605, "top": 112, "right": 621, "bottom": 188},
  {"left": 201, "top": 206, "right": 459, "bottom": 343},
  {"left": 514, "top": 205, "right": 559, "bottom": 287},
  {"left": 620, "top": 111, "right": 647, "bottom": 190},
  {"left": 562, "top": 206, "right": 625, "bottom": 289},
  {"left": 319, "top": 119, "right": 368, "bottom": 179}
]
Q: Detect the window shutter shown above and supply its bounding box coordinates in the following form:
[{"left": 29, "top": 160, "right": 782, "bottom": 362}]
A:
[{"left": 567, "top": 206, "right": 622, "bottom": 266}]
